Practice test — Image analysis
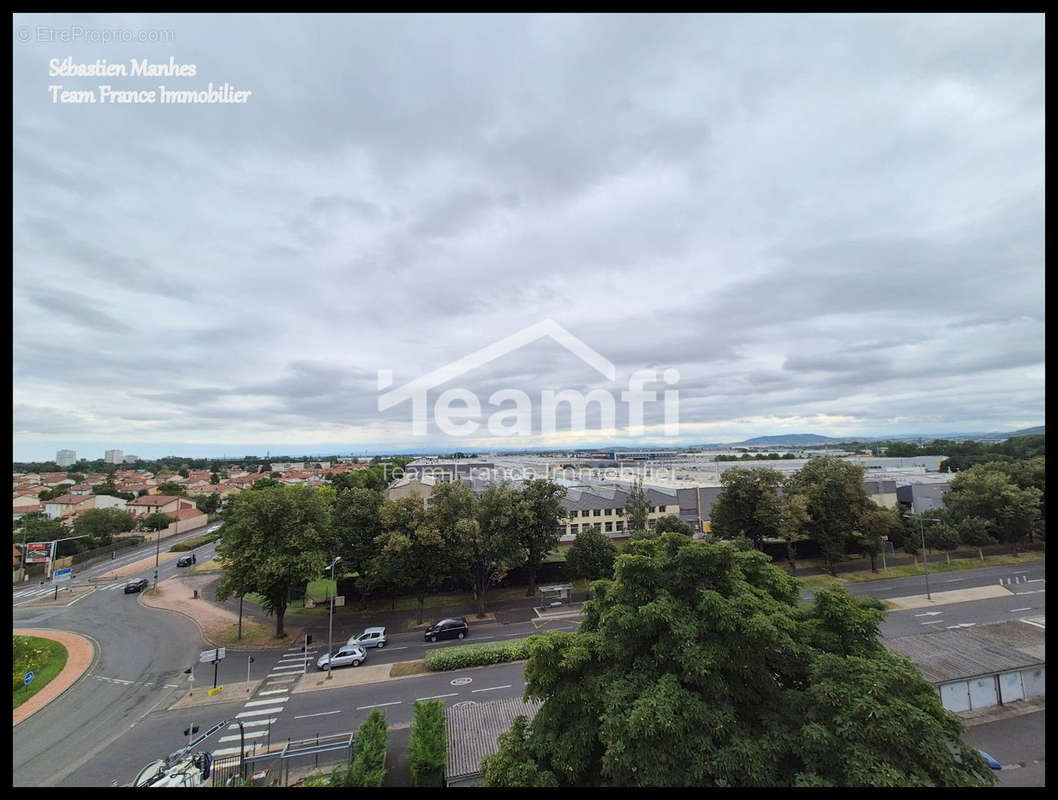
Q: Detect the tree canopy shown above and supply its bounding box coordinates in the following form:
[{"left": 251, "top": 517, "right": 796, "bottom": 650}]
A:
[
  {"left": 709, "top": 467, "right": 784, "bottom": 549},
  {"left": 783, "top": 458, "right": 872, "bottom": 572},
  {"left": 515, "top": 479, "right": 568, "bottom": 596},
  {"left": 564, "top": 527, "right": 617, "bottom": 583},
  {"left": 482, "top": 534, "right": 994, "bottom": 787}
]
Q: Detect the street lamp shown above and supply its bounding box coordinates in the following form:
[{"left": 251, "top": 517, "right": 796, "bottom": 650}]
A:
[
  {"left": 326, "top": 556, "right": 341, "bottom": 680},
  {"left": 903, "top": 511, "right": 939, "bottom": 600}
]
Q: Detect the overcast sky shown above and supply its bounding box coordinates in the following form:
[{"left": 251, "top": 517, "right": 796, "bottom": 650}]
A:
[{"left": 12, "top": 13, "right": 1045, "bottom": 461}]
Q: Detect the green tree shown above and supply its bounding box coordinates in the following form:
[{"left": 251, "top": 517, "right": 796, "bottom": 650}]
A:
[
  {"left": 141, "top": 513, "right": 174, "bottom": 531},
  {"left": 654, "top": 515, "right": 693, "bottom": 536},
  {"left": 517, "top": 480, "right": 568, "bottom": 597},
  {"left": 252, "top": 477, "right": 281, "bottom": 490},
  {"left": 194, "top": 493, "right": 221, "bottom": 515},
  {"left": 374, "top": 497, "right": 448, "bottom": 623},
  {"left": 850, "top": 505, "right": 904, "bottom": 573},
  {"left": 332, "top": 487, "right": 383, "bottom": 598},
  {"left": 155, "top": 481, "right": 187, "bottom": 496},
  {"left": 72, "top": 508, "right": 136, "bottom": 542},
  {"left": 564, "top": 527, "right": 618, "bottom": 583},
  {"left": 777, "top": 493, "right": 810, "bottom": 574},
  {"left": 210, "top": 472, "right": 221, "bottom": 485},
  {"left": 215, "top": 485, "right": 334, "bottom": 637},
  {"left": 709, "top": 467, "right": 784, "bottom": 550},
  {"left": 944, "top": 463, "right": 1044, "bottom": 554},
  {"left": 37, "top": 486, "right": 68, "bottom": 501},
  {"left": 409, "top": 700, "right": 447, "bottom": 786},
  {"left": 18, "top": 513, "right": 65, "bottom": 544},
  {"left": 482, "top": 534, "right": 994, "bottom": 787},
  {"left": 462, "top": 484, "right": 524, "bottom": 616},
  {"left": 624, "top": 480, "right": 650, "bottom": 534},
  {"left": 784, "top": 458, "right": 871, "bottom": 573}
]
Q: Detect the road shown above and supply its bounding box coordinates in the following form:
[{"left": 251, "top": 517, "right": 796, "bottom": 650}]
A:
[{"left": 966, "top": 710, "right": 1045, "bottom": 787}]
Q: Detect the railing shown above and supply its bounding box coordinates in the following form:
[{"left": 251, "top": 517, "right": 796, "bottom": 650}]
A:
[{"left": 210, "top": 731, "right": 355, "bottom": 786}]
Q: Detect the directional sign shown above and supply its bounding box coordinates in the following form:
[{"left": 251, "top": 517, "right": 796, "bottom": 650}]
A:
[
  {"left": 53, "top": 567, "right": 72, "bottom": 584},
  {"left": 24, "top": 672, "right": 34, "bottom": 686},
  {"left": 199, "top": 647, "right": 227, "bottom": 663}
]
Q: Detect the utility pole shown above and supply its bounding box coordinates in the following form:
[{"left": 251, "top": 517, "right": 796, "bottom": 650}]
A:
[{"left": 326, "top": 556, "right": 341, "bottom": 680}]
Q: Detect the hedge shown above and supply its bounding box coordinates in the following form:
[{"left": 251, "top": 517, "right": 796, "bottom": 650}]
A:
[
  {"left": 329, "top": 708, "right": 388, "bottom": 786},
  {"left": 425, "top": 638, "right": 534, "bottom": 672},
  {"left": 409, "top": 700, "right": 446, "bottom": 786},
  {"left": 169, "top": 532, "right": 221, "bottom": 552}
]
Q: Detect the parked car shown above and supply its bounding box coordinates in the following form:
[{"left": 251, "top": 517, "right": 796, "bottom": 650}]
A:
[
  {"left": 124, "top": 578, "right": 150, "bottom": 594},
  {"left": 424, "top": 617, "right": 469, "bottom": 643},
  {"left": 346, "top": 627, "right": 387, "bottom": 649},
  {"left": 175, "top": 554, "right": 194, "bottom": 568},
  {"left": 977, "top": 750, "right": 1003, "bottom": 770},
  {"left": 316, "top": 645, "right": 367, "bottom": 670}
]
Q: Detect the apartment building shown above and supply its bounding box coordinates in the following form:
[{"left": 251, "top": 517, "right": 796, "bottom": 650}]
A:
[
  {"left": 56, "top": 449, "right": 77, "bottom": 467},
  {"left": 559, "top": 485, "right": 680, "bottom": 541},
  {"left": 105, "top": 449, "right": 124, "bottom": 464}
]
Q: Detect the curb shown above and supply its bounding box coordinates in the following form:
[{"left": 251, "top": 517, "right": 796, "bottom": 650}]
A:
[
  {"left": 13, "top": 629, "right": 96, "bottom": 727},
  {"left": 138, "top": 590, "right": 218, "bottom": 648}
]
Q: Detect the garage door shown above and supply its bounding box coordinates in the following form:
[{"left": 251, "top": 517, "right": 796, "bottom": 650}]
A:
[
  {"left": 1021, "top": 667, "right": 1045, "bottom": 698},
  {"left": 968, "top": 676, "right": 998, "bottom": 709},
  {"left": 939, "top": 681, "right": 971, "bottom": 713},
  {"left": 998, "top": 671, "right": 1024, "bottom": 703}
]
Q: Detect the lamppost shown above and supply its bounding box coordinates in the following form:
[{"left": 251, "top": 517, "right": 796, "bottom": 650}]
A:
[
  {"left": 326, "top": 556, "right": 341, "bottom": 680},
  {"left": 903, "top": 511, "right": 939, "bottom": 600}
]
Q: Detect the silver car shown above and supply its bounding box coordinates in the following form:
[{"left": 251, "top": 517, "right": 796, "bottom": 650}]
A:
[
  {"left": 346, "top": 627, "right": 387, "bottom": 649},
  {"left": 316, "top": 644, "right": 366, "bottom": 670}
]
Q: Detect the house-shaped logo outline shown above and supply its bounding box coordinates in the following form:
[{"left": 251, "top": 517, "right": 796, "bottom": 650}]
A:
[{"left": 377, "top": 318, "right": 616, "bottom": 411}]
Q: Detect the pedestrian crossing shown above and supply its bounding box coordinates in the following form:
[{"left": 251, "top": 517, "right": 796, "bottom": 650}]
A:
[{"left": 209, "top": 645, "right": 316, "bottom": 759}]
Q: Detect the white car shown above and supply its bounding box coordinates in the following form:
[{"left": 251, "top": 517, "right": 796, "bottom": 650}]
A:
[
  {"left": 316, "top": 645, "right": 366, "bottom": 670},
  {"left": 346, "top": 627, "right": 387, "bottom": 649}
]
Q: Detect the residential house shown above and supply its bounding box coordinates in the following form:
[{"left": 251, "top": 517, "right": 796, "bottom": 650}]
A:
[
  {"left": 127, "top": 495, "right": 186, "bottom": 517},
  {"left": 387, "top": 475, "right": 437, "bottom": 509},
  {"left": 43, "top": 494, "right": 97, "bottom": 520}
]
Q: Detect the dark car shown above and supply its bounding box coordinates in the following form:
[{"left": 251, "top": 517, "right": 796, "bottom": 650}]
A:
[
  {"left": 424, "top": 617, "right": 469, "bottom": 643},
  {"left": 176, "top": 554, "right": 194, "bottom": 568},
  {"left": 125, "top": 578, "right": 150, "bottom": 594}
]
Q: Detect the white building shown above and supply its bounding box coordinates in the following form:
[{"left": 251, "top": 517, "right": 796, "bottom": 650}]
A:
[
  {"left": 105, "top": 449, "right": 124, "bottom": 464},
  {"left": 56, "top": 449, "right": 77, "bottom": 467},
  {"left": 123, "top": 454, "right": 139, "bottom": 463}
]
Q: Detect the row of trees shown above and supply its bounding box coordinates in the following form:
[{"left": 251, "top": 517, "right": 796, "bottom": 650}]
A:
[
  {"left": 706, "top": 456, "right": 1045, "bottom": 573},
  {"left": 215, "top": 475, "right": 569, "bottom": 636}
]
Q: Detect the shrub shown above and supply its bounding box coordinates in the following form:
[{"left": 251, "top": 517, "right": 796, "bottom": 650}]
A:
[
  {"left": 409, "top": 700, "right": 446, "bottom": 786},
  {"left": 329, "top": 708, "right": 388, "bottom": 786},
  {"left": 425, "top": 638, "right": 533, "bottom": 672},
  {"left": 169, "top": 532, "right": 221, "bottom": 552}
]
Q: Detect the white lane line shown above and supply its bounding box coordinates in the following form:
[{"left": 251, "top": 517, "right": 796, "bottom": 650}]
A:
[
  {"left": 230, "top": 718, "right": 276, "bottom": 729},
  {"left": 244, "top": 696, "right": 289, "bottom": 707},
  {"left": 356, "top": 701, "right": 402, "bottom": 710},
  {"left": 268, "top": 666, "right": 306, "bottom": 674},
  {"left": 164, "top": 684, "right": 179, "bottom": 688},
  {"left": 504, "top": 633, "right": 527, "bottom": 637},
  {"left": 212, "top": 746, "right": 256, "bottom": 757},
  {"left": 382, "top": 646, "right": 408, "bottom": 651},
  {"left": 236, "top": 707, "right": 286, "bottom": 719},
  {"left": 471, "top": 684, "right": 513, "bottom": 693},
  {"left": 266, "top": 678, "right": 298, "bottom": 685},
  {"left": 112, "top": 678, "right": 133, "bottom": 685},
  {"left": 65, "top": 590, "right": 95, "bottom": 607},
  {"left": 474, "top": 636, "right": 495, "bottom": 641},
  {"left": 914, "top": 611, "right": 943, "bottom": 617},
  {"left": 415, "top": 693, "right": 458, "bottom": 701},
  {"left": 257, "top": 688, "right": 288, "bottom": 696},
  {"left": 943, "top": 578, "right": 965, "bottom": 583},
  {"left": 1010, "top": 607, "right": 1033, "bottom": 612},
  {"left": 1023, "top": 579, "right": 1044, "bottom": 583},
  {"left": 1015, "top": 589, "right": 1045, "bottom": 595},
  {"left": 946, "top": 623, "right": 977, "bottom": 629},
  {"left": 294, "top": 710, "right": 341, "bottom": 719},
  {"left": 920, "top": 620, "right": 944, "bottom": 625},
  {"left": 218, "top": 731, "right": 268, "bottom": 742}
]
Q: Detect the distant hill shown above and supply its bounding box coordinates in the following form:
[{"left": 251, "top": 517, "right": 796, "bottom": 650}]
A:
[
  {"left": 731, "top": 426, "right": 1043, "bottom": 447},
  {"left": 735, "top": 434, "right": 847, "bottom": 446},
  {"left": 1007, "top": 425, "right": 1045, "bottom": 437}
]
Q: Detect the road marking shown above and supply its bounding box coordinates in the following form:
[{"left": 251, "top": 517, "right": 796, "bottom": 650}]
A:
[
  {"left": 268, "top": 666, "right": 307, "bottom": 673},
  {"left": 257, "top": 688, "right": 288, "bottom": 696},
  {"left": 915, "top": 611, "right": 943, "bottom": 617},
  {"left": 230, "top": 718, "right": 276, "bottom": 729},
  {"left": 1010, "top": 607, "right": 1033, "bottom": 612},
  {"left": 294, "top": 710, "right": 341, "bottom": 719},
  {"left": 244, "top": 696, "right": 289, "bottom": 707},
  {"left": 236, "top": 707, "right": 286, "bottom": 719},
  {"left": 946, "top": 623, "right": 977, "bottom": 629},
  {"left": 1023, "top": 579, "right": 1044, "bottom": 583},
  {"left": 266, "top": 677, "right": 298, "bottom": 685},
  {"left": 1015, "top": 589, "right": 1045, "bottom": 595},
  {"left": 112, "top": 678, "right": 133, "bottom": 685},
  {"left": 212, "top": 746, "right": 257, "bottom": 757},
  {"left": 416, "top": 693, "right": 458, "bottom": 701},
  {"left": 218, "top": 731, "right": 268, "bottom": 742},
  {"left": 356, "top": 701, "right": 402, "bottom": 710},
  {"left": 65, "top": 590, "right": 94, "bottom": 607},
  {"left": 920, "top": 620, "right": 944, "bottom": 625},
  {"left": 382, "top": 646, "right": 408, "bottom": 651},
  {"left": 943, "top": 578, "right": 965, "bottom": 583},
  {"left": 1020, "top": 618, "right": 1046, "bottom": 629},
  {"left": 504, "top": 633, "right": 527, "bottom": 637},
  {"left": 474, "top": 636, "right": 495, "bottom": 641},
  {"left": 164, "top": 684, "right": 179, "bottom": 688},
  {"left": 472, "top": 684, "right": 513, "bottom": 693}
]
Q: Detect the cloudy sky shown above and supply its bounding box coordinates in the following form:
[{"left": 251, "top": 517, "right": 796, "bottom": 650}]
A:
[{"left": 13, "top": 13, "right": 1045, "bottom": 461}]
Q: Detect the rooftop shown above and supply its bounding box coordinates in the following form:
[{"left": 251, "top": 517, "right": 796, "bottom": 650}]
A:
[{"left": 445, "top": 696, "right": 543, "bottom": 785}]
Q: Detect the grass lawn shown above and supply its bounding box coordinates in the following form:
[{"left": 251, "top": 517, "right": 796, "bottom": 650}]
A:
[
  {"left": 306, "top": 578, "right": 337, "bottom": 602},
  {"left": 13, "top": 636, "right": 68, "bottom": 709},
  {"left": 797, "top": 550, "right": 1045, "bottom": 590}
]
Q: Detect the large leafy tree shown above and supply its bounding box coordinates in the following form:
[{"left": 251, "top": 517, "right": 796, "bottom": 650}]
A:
[
  {"left": 215, "top": 485, "right": 335, "bottom": 637},
  {"left": 777, "top": 493, "right": 810, "bottom": 574},
  {"left": 462, "top": 483, "right": 524, "bottom": 616},
  {"left": 709, "top": 467, "right": 784, "bottom": 550},
  {"left": 72, "top": 508, "right": 136, "bottom": 543},
  {"left": 374, "top": 496, "right": 448, "bottom": 623},
  {"left": 784, "top": 458, "right": 872, "bottom": 573},
  {"left": 482, "top": 534, "right": 994, "bottom": 787},
  {"left": 564, "top": 527, "right": 618, "bottom": 583},
  {"left": 516, "top": 480, "right": 568, "bottom": 597},
  {"left": 850, "top": 505, "right": 904, "bottom": 573},
  {"left": 332, "top": 487, "right": 383, "bottom": 593},
  {"left": 654, "top": 515, "right": 693, "bottom": 536},
  {"left": 154, "top": 481, "right": 187, "bottom": 496},
  {"left": 944, "top": 463, "right": 1044, "bottom": 553},
  {"left": 624, "top": 480, "right": 650, "bottom": 534}
]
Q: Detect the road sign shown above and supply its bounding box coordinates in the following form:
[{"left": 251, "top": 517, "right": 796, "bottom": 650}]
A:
[
  {"left": 199, "top": 647, "right": 226, "bottom": 663},
  {"left": 24, "top": 672, "right": 34, "bottom": 686},
  {"left": 53, "top": 567, "right": 72, "bottom": 584}
]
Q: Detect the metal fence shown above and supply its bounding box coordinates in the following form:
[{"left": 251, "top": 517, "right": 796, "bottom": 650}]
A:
[{"left": 210, "top": 731, "right": 355, "bottom": 787}]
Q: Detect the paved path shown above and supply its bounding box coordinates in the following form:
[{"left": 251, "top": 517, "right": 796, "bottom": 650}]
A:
[{"left": 13, "top": 629, "right": 95, "bottom": 727}]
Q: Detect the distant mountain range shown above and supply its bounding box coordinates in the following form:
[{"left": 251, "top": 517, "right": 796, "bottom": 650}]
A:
[{"left": 732, "top": 426, "right": 1044, "bottom": 447}]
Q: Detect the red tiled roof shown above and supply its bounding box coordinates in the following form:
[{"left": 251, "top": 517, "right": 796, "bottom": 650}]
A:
[
  {"left": 44, "top": 494, "right": 94, "bottom": 506},
  {"left": 129, "top": 495, "right": 180, "bottom": 506},
  {"left": 173, "top": 507, "right": 204, "bottom": 521}
]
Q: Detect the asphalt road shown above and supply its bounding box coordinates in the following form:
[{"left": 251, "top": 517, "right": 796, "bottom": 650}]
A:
[
  {"left": 841, "top": 561, "right": 1046, "bottom": 600},
  {"left": 880, "top": 586, "right": 1046, "bottom": 637},
  {"left": 966, "top": 710, "right": 1045, "bottom": 787}
]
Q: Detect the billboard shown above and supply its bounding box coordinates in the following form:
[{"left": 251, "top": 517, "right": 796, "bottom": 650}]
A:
[{"left": 24, "top": 541, "right": 56, "bottom": 564}]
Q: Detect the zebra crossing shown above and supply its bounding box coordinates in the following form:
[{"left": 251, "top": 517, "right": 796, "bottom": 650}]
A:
[
  {"left": 210, "top": 644, "right": 317, "bottom": 758},
  {"left": 997, "top": 574, "right": 1031, "bottom": 586}
]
